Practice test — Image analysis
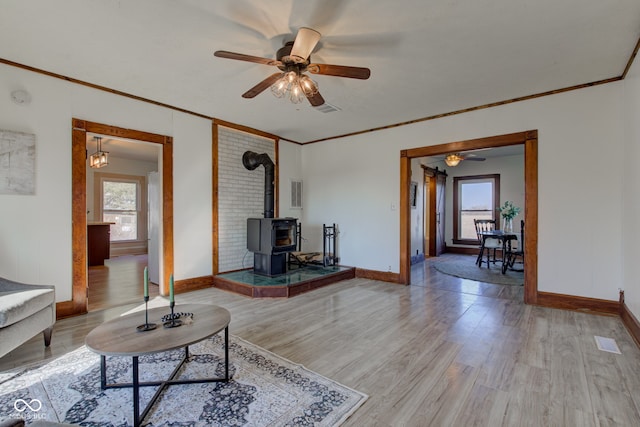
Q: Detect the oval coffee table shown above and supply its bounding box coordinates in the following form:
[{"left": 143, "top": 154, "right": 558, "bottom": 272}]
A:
[{"left": 85, "top": 303, "right": 231, "bottom": 427}]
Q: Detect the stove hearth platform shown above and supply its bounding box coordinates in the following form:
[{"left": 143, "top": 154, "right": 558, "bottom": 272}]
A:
[{"left": 214, "top": 265, "right": 355, "bottom": 298}]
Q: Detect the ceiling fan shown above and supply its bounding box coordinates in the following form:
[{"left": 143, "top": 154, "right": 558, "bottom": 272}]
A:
[
  {"left": 444, "top": 152, "right": 486, "bottom": 167},
  {"left": 214, "top": 27, "right": 371, "bottom": 107}
]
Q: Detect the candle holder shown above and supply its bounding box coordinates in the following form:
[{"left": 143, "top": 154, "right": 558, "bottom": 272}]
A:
[
  {"left": 163, "top": 301, "right": 182, "bottom": 328},
  {"left": 136, "top": 296, "right": 157, "bottom": 332}
]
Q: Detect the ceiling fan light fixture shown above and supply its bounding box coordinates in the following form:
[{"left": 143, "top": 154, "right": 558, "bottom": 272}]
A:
[
  {"left": 290, "top": 27, "right": 321, "bottom": 63},
  {"left": 270, "top": 71, "right": 319, "bottom": 104},
  {"left": 289, "top": 83, "right": 306, "bottom": 104},
  {"left": 299, "top": 75, "right": 319, "bottom": 96},
  {"left": 271, "top": 73, "right": 290, "bottom": 98},
  {"left": 445, "top": 153, "right": 462, "bottom": 167}
]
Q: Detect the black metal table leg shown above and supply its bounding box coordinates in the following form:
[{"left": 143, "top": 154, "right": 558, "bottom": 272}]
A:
[
  {"left": 100, "top": 355, "right": 107, "bottom": 390},
  {"left": 133, "top": 356, "right": 140, "bottom": 427},
  {"left": 225, "top": 326, "right": 229, "bottom": 380},
  {"left": 101, "top": 337, "right": 230, "bottom": 427}
]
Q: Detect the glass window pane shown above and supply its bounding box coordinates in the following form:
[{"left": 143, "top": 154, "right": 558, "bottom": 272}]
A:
[
  {"left": 104, "top": 212, "right": 138, "bottom": 241},
  {"left": 461, "top": 182, "right": 492, "bottom": 210},
  {"left": 459, "top": 180, "right": 494, "bottom": 240},
  {"left": 102, "top": 180, "right": 139, "bottom": 241},
  {"left": 103, "top": 181, "right": 137, "bottom": 210}
]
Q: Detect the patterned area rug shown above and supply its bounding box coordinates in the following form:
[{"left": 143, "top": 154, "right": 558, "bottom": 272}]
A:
[
  {"left": 430, "top": 256, "right": 524, "bottom": 286},
  {"left": 0, "top": 335, "right": 367, "bottom": 426}
]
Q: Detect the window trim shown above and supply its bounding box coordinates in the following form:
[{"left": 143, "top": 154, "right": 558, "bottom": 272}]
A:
[{"left": 452, "top": 174, "right": 500, "bottom": 245}]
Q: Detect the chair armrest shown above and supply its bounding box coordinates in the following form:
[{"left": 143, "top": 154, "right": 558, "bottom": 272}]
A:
[{"left": 0, "top": 277, "right": 55, "bottom": 293}]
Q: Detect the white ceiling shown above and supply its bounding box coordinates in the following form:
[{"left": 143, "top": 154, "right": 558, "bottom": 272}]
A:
[{"left": 2, "top": 1, "right": 640, "bottom": 144}]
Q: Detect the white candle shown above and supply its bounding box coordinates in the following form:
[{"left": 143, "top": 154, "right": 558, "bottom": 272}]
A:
[{"left": 143, "top": 266, "right": 149, "bottom": 298}]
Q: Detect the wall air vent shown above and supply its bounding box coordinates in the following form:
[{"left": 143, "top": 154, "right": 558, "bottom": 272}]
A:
[
  {"left": 314, "top": 102, "right": 341, "bottom": 113},
  {"left": 291, "top": 180, "right": 302, "bottom": 209}
]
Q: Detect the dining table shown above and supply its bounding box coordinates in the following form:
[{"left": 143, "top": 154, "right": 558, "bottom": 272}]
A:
[{"left": 477, "top": 229, "right": 519, "bottom": 273}]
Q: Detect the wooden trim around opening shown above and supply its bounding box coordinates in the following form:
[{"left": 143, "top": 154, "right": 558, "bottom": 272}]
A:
[
  {"left": 399, "top": 130, "right": 538, "bottom": 306},
  {"left": 212, "top": 122, "right": 219, "bottom": 275},
  {"left": 65, "top": 119, "right": 173, "bottom": 319}
]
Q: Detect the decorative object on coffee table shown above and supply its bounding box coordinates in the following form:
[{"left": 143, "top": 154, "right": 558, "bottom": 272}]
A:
[{"left": 136, "top": 267, "right": 157, "bottom": 332}]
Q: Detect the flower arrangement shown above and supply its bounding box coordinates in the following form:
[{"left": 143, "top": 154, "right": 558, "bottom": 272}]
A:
[{"left": 498, "top": 201, "right": 521, "bottom": 220}]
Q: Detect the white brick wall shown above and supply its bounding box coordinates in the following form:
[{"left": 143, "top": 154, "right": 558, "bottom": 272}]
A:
[{"left": 217, "top": 127, "right": 276, "bottom": 272}]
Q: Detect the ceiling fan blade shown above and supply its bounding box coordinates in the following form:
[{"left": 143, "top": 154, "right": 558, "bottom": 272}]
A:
[
  {"left": 464, "top": 157, "right": 486, "bottom": 161},
  {"left": 214, "top": 50, "right": 281, "bottom": 67},
  {"left": 290, "top": 27, "right": 321, "bottom": 62},
  {"left": 306, "top": 90, "right": 325, "bottom": 107},
  {"left": 307, "top": 63, "right": 371, "bottom": 79},
  {"left": 242, "top": 73, "right": 283, "bottom": 99}
]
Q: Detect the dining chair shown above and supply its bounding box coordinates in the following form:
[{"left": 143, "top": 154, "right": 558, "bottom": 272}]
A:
[
  {"left": 502, "top": 220, "right": 525, "bottom": 273},
  {"left": 474, "top": 219, "right": 502, "bottom": 268}
]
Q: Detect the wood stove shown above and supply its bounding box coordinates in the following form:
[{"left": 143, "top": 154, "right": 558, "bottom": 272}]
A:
[
  {"left": 243, "top": 151, "right": 298, "bottom": 276},
  {"left": 247, "top": 217, "right": 297, "bottom": 276}
]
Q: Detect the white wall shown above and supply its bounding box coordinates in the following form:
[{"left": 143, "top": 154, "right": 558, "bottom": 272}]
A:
[
  {"left": 278, "top": 141, "right": 303, "bottom": 221},
  {"left": 0, "top": 63, "right": 213, "bottom": 300},
  {"left": 622, "top": 56, "right": 640, "bottom": 319},
  {"left": 300, "top": 82, "right": 624, "bottom": 301},
  {"left": 1, "top": 58, "right": 633, "bottom": 309}
]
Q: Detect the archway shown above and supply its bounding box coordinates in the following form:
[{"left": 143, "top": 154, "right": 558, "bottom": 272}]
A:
[
  {"left": 61, "top": 118, "right": 174, "bottom": 317},
  {"left": 399, "top": 130, "right": 538, "bottom": 304}
]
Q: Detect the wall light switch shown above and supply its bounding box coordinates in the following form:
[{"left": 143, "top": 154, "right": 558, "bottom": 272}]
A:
[{"left": 391, "top": 203, "right": 397, "bottom": 210}]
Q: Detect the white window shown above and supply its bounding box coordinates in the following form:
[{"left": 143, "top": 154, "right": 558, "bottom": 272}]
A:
[
  {"left": 453, "top": 174, "right": 500, "bottom": 242},
  {"left": 101, "top": 178, "right": 140, "bottom": 241}
]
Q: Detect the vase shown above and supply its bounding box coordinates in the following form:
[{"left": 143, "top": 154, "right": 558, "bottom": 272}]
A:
[{"left": 503, "top": 217, "right": 513, "bottom": 233}]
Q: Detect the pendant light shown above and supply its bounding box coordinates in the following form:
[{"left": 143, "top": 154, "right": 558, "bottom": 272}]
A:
[{"left": 89, "top": 136, "right": 109, "bottom": 168}]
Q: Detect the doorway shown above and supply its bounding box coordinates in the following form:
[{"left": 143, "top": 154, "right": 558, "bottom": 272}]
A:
[
  {"left": 86, "top": 135, "right": 161, "bottom": 311},
  {"left": 62, "top": 118, "right": 174, "bottom": 318},
  {"left": 400, "top": 130, "right": 538, "bottom": 304}
]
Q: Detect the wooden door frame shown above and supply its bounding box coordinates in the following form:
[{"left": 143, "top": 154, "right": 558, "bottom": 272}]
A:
[
  {"left": 61, "top": 118, "right": 174, "bottom": 318},
  {"left": 400, "top": 130, "right": 538, "bottom": 304}
]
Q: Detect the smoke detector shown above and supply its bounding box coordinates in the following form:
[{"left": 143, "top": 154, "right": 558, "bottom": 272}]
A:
[{"left": 10, "top": 89, "right": 31, "bottom": 105}]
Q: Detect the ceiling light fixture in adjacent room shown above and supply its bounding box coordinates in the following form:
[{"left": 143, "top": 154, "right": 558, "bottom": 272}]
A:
[
  {"left": 89, "top": 136, "right": 109, "bottom": 168},
  {"left": 445, "top": 153, "right": 463, "bottom": 167}
]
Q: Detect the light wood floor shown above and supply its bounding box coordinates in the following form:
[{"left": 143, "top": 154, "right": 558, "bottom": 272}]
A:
[
  {"left": 2, "top": 255, "right": 640, "bottom": 426},
  {"left": 88, "top": 254, "right": 159, "bottom": 312}
]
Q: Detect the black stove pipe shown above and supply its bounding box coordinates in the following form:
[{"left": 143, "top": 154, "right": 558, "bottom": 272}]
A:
[{"left": 242, "top": 151, "right": 275, "bottom": 218}]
